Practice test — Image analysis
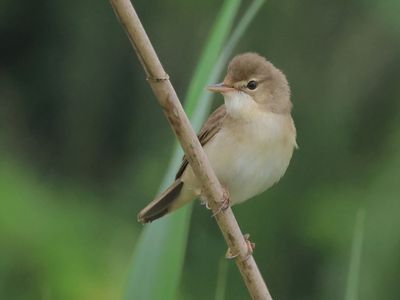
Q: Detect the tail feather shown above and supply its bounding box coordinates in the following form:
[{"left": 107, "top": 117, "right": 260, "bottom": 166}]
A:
[{"left": 138, "top": 179, "right": 184, "bottom": 223}]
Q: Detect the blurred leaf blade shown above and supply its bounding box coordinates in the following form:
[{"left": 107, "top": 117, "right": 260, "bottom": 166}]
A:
[
  {"left": 189, "top": 0, "right": 266, "bottom": 131},
  {"left": 123, "top": 209, "right": 190, "bottom": 300},
  {"left": 345, "top": 209, "right": 366, "bottom": 300},
  {"left": 184, "top": 0, "right": 242, "bottom": 119},
  {"left": 123, "top": 1, "right": 242, "bottom": 299},
  {"left": 214, "top": 258, "right": 229, "bottom": 300}
]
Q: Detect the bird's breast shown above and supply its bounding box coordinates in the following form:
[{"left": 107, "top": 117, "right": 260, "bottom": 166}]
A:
[{"left": 204, "top": 112, "right": 296, "bottom": 205}]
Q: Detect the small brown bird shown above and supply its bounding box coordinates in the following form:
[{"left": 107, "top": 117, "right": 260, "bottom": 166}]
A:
[{"left": 138, "top": 53, "right": 297, "bottom": 223}]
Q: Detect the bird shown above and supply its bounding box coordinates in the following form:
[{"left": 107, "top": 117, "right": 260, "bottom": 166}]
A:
[{"left": 138, "top": 52, "right": 297, "bottom": 223}]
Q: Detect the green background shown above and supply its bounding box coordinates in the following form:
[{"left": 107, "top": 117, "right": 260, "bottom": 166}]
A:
[{"left": 1, "top": 0, "right": 399, "bottom": 299}]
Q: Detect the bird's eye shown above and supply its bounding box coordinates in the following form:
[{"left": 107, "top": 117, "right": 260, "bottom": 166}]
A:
[{"left": 247, "top": 80, "right": 258, "bottom": 90}]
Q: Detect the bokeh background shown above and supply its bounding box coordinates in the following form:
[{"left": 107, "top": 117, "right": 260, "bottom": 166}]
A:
[{"left": 1, "top": 0, "right": 400, "bottom": 299}]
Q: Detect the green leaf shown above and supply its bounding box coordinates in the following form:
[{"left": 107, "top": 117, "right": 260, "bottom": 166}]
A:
[
  {"left": 345, "top": 209, "right": 366, "bottom": 300},
  {"left": 123, "top": 1, "right": 241, "bottom": 299},
  {"left": 214, "top": 258, "right": 229, "bottom": 300}
]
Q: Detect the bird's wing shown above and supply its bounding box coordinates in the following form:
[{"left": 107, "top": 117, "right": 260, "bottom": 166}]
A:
[{"left": 175, "top": 104, "right": 227, "bottom": 179}]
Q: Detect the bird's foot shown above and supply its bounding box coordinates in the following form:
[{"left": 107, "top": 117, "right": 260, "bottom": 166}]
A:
[
  {"left": 225, "top": 233, "right": 255, "bottom": 260},
  {"left": 211, "top": 186, "right": 230, "bottom": 217}
]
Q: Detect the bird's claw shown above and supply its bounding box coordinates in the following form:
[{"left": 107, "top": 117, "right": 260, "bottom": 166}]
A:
[
  {"left": 225, "top": 233, "right": 256, "bottom": 260},
  {"left": 211, "top": 187, "right": 230, "bottom": 217}
]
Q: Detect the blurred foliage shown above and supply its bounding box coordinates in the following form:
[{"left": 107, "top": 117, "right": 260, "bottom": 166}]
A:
[{"left": 1, "top": 0, "right": 400, "bottom": 299}]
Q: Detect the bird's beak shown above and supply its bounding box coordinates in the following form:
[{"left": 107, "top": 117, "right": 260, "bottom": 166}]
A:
[{"left": 207, "top": 83, "right": 236, "bottom": 93}]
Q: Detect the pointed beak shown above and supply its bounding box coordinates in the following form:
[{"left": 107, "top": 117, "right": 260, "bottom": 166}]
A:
[{"left": 207, "top": 83, "right": 236, "bottom": 93}]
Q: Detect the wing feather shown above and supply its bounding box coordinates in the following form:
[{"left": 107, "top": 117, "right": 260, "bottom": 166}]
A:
[{"left": 175, "top": 105, "right": 226, "bottom": 179}]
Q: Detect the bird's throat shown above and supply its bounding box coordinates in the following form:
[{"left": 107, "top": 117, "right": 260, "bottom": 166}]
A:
[{"left": 223, "top": 92, "right": 259, "bottom": 120}]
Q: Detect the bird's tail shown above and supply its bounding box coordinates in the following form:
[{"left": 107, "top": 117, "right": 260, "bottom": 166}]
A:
[{"left": 138, "top": 178, "right": 186, "bottom": 223}]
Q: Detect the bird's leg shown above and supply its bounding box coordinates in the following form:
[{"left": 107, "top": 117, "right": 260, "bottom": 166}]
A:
[
  {"left": 211, "top": 185, "right": 230, "bottom": 217},
  {"left": 225, "top": 233, "right": 256, "bottom": 260},
  {"left": 201, "top": 185, "right": 230, "bottom": 215}
]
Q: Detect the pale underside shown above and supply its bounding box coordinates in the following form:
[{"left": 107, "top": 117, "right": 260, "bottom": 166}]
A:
[{"left": 173, "top": 91, "right": 297, "bottom": 209}]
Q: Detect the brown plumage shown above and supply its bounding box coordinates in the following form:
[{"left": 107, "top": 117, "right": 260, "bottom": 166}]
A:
[{"left": 175, "top": 105, "right": 227, "bottom": 179}]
